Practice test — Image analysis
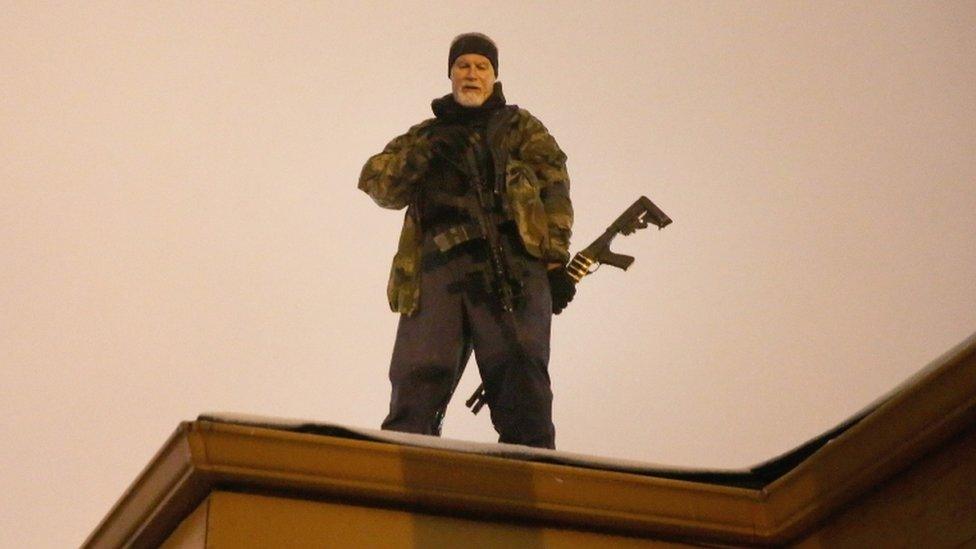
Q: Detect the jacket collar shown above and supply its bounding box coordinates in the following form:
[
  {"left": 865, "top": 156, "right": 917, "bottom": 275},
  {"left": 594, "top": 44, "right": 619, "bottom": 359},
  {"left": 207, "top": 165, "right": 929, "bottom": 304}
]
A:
[{"left": 431, "top": 82, "right": 507, "bottom": 122}]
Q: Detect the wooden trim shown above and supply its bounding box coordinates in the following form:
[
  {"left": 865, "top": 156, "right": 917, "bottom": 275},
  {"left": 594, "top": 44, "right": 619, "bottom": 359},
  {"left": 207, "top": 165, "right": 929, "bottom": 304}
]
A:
[
  {"left": 84, "top": 426, "right": 200, "bottom": 548},
  {"left": 189, "top": 421, "right": 766, "bottom": 544}
]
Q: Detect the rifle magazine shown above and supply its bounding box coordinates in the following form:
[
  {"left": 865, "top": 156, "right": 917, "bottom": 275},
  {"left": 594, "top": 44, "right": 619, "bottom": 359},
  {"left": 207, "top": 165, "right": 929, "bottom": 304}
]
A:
[{"left": 567, "top": 253, "right": 594, "bottom": 283}]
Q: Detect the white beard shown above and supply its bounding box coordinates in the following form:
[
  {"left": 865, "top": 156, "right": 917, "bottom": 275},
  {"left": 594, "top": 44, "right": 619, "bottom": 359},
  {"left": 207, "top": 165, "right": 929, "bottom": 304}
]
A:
[{"left": 455, "top": 89, "right": 487, "bottom": 107}]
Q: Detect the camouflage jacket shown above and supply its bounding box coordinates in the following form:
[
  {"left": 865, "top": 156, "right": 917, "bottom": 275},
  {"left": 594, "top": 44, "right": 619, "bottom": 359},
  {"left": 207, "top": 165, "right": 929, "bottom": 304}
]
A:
[{"left": 358, "top": 100, "right": 572, "bottom": 315}]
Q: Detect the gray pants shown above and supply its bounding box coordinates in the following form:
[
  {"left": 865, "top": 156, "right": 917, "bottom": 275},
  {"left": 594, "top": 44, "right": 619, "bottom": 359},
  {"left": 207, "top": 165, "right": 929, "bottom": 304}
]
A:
[{"left": 381, "top": 235, "right": 556, "bottom": 449}]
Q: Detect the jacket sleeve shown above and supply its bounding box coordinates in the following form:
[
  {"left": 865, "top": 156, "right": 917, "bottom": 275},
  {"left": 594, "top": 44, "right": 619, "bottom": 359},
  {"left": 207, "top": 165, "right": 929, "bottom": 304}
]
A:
[
  {"left": 358, "top": 121, "right": 435, "bottom": 210},
  {"left": 516, "top": 111, "right": 573, "bottom": 263}
]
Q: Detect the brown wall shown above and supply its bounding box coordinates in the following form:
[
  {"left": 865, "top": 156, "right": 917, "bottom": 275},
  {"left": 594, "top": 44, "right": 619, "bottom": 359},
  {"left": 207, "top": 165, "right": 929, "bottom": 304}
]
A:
[
  {"left": 164, "top": 490, "right": 692, "bottom": 548},
  {"left": 795, "top": 423, "right": 976, "bottom": 547}
]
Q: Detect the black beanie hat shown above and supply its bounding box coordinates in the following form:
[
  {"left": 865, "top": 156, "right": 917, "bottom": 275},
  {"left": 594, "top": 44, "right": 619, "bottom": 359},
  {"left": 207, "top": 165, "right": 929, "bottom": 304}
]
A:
[{"left": 448, "top": 33, "right": 498, "bottom": 77}]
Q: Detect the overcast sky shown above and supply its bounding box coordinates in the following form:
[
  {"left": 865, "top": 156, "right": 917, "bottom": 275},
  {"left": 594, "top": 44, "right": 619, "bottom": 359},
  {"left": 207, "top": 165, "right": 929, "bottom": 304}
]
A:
[{"left": 3, "top": 2, "right": 975, "bottom": 546}]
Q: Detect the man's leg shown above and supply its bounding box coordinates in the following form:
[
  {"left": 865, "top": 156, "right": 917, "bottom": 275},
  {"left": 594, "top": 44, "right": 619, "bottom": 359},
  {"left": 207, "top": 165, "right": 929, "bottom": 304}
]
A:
[
  {"left": 465, "top": 255, "right": 556, "bottom": 449},
  {"left": 382, "top": 254, "right": 468, "bottom": 436}
]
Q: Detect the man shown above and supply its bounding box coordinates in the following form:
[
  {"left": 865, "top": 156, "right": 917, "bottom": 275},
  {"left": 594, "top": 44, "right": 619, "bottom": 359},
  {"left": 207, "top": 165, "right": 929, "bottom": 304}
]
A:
[{"left": 358, "top": 33, "right": 575, "bottom": 449}]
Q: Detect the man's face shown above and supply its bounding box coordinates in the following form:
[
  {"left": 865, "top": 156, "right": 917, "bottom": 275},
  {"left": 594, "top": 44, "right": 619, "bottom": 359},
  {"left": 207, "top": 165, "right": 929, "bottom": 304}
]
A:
[{"left": 451, "top": 53, "right": 495, "bottom": 107}]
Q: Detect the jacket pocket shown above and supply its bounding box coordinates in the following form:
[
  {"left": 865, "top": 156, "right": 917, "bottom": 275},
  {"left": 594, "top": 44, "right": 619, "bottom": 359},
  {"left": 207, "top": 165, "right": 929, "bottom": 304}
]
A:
[
  {"left": 505, "top": 160, "right": 549, "bottom": 259},
  {"left": 386, "top": 210, "right": 422, "bottom": 314}
]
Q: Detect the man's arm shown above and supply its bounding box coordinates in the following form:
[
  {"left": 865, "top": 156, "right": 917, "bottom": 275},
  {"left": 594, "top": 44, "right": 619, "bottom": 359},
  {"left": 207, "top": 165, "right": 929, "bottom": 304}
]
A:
[
  {"left": 515, "top": 111, "right": 573, "bottom": 263},
  {"left": 358, "top": 121, "right": 436, "bottom": 210}
]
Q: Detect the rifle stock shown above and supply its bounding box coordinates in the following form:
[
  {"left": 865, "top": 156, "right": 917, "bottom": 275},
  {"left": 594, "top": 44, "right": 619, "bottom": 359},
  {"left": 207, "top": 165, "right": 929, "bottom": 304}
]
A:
[{"left": 566, "top": 195, "right": 671, "bottom": 282}]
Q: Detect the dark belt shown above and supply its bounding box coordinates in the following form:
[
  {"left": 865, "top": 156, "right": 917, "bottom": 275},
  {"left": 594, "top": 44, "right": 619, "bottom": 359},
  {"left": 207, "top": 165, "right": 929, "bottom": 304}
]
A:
[
  {"left": 422, "top": 221, "right": 527, "bottom": 274},
  {"left": 429, "top": 218, "right": 520, "bottom": 252},
  {"left": 431, "top": 224, "right": 484, "bottom": 252}
]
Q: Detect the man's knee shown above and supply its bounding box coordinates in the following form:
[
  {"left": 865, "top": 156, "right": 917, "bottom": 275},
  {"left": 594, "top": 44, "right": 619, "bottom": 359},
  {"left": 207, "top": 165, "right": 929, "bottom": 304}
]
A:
[{"left": 389, "top": 359, "right": 458, "bottom": 387}]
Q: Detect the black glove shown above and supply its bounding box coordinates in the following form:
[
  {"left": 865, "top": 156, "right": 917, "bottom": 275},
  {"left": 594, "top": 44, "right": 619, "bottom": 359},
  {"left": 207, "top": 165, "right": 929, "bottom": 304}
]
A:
[
  {"left": 427, "top": 127, "right": 472, "bottom": 160},
  {"left": 548, "top": 265, "right": 577, "bottom": 315}
]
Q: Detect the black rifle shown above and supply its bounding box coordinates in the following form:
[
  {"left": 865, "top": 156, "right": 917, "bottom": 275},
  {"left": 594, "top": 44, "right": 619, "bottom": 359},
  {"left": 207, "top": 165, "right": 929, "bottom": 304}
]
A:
[
  {"left": 437, "top": 136, "right": 528, "bottom": 415},
  {"left": 465, "top": 195, "right": 672, "bottom": 414},
  {"left": 464, "top": 150, "right": 521, "bottom": 313}
]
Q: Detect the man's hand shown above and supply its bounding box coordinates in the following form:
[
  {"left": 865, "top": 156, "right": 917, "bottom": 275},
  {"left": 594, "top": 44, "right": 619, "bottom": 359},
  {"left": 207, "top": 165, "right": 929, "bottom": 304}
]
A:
[
  {"left": 547, "top": 264, "right": 576, "bottom": 314},
  {"left": 428, "top": 127, "right": 472, "bottom": 160}
]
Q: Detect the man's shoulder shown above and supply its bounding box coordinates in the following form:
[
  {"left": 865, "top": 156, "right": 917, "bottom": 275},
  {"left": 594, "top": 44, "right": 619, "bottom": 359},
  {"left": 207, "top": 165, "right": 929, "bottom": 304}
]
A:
[
  {"left": 404, "top": 117, "right": 438, "bottom": 135},
  {"left": 382, "top": 117, "right": 436, "bottom": 148},
  {"left": 512, "top": 106, "right": 550, "bottom": 121},
  {"left": 510, "top": 107, "right": 556, "bottom": 136}
]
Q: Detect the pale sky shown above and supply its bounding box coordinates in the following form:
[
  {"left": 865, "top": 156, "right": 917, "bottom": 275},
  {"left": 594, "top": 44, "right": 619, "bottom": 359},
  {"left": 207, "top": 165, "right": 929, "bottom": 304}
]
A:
[{"left": 3, "top": 2, "right": 975, "bottom": 547}]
